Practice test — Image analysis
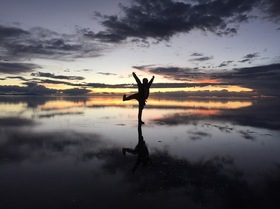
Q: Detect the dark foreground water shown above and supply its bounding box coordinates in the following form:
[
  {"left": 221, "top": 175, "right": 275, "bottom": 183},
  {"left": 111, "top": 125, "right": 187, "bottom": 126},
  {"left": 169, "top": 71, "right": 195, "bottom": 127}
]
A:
[{"left": 0, "top": 96, "right": 280, "bottom": 209}]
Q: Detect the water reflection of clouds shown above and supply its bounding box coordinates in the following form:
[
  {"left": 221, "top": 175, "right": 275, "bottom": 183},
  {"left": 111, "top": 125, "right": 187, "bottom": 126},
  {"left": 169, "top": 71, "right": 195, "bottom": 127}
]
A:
[
  {"left": 0, "top": 129, "right": 104, "bottom": 163},
  {"left": 0, "top": 95, "right": 280, "bottom": 209},
  {"left": 187, "top": 130, "right": 212, "bottom": 140},
  {"left": 0, "top": 104, "right": 280, "bottom": 209},
  {"left": 151, "top": 99, "right": 280, "bottom": 131},
  {"left": 147, "top": 99, "right": 253, "bottom": 109},
  {"left": 2, "top": 127, "right": 278, "bottom": 209},
  {"left": 37, "top": 100, "right": 86, "bottom": 111}
]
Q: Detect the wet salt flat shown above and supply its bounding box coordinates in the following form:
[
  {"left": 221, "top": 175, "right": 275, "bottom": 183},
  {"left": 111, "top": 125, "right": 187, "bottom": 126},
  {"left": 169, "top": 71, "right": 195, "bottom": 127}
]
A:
[{"left": 0, "top": 96, "right": 280, "bottom": 209}]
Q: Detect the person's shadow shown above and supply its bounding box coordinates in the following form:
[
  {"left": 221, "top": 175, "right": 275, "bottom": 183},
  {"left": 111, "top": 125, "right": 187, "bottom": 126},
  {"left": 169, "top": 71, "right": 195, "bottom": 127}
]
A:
[{"left": 122, "top": 122, "right": 150, "bottom": 172}]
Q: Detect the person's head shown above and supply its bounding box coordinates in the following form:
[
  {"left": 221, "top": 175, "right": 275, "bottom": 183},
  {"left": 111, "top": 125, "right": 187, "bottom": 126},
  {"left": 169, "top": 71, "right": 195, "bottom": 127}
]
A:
[{"left": 143, "top": 78, "right": 148, "bottom": 84}]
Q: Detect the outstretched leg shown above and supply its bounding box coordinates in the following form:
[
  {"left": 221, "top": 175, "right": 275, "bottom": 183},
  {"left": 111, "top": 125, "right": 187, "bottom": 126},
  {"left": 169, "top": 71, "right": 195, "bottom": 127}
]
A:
[{"left": 123, "top": 93, "right": 139, "bottom": 101}]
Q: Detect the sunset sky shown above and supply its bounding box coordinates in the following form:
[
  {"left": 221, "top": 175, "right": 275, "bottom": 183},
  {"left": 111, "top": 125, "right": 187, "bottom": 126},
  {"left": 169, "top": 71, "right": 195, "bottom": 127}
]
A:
[{"left": 0, "top": 0, "right": 280, "bottom": 97}]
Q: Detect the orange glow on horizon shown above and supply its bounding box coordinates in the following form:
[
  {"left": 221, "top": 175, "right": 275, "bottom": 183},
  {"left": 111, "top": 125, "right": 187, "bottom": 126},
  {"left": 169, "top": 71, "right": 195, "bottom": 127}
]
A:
[
  {"left": 37, "top": 100, "right": 85, "bottom": 110},
  {"left": 35, "top": 97, "right": 253, "bottom": 111},
  {"left": 84, "top": 97, "right": 252, "bottom": 110},
  {"left": 193, "top": 109, "right": 221, "bottom": 115},
  {"left": 90, "top": 85, "right": 252, "bottom": 94}
]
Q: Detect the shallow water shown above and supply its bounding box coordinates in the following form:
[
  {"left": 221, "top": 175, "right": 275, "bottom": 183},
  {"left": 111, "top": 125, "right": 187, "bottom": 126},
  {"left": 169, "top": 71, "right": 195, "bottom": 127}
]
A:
[{"left": 0, "top": 96, "right": 280, "bottom": 209}]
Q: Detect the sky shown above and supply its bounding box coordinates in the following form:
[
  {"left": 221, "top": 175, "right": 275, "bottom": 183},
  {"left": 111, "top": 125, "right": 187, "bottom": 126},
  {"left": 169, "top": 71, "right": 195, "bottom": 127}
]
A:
[{"left": 0, "top": 0, "right": 280, "bottom": 97}]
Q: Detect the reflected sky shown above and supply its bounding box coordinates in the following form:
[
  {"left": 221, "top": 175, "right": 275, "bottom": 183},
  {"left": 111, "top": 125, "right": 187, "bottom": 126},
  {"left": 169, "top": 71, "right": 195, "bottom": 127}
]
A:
[{"left": 0, "top": 96, "right": 280, "bottom": 209}]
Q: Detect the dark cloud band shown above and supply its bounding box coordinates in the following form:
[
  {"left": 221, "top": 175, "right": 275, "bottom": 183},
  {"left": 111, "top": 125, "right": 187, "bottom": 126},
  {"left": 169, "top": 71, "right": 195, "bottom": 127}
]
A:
[
  {"left": 31, "top": 72, "right": 85, "bottom": 81},
  {"left": 0, "top": 62, "right": 40, "bottom": 74},
  {"left": 0, "top": 25, "right": 104, "bottom": 61},
  {"left": 86, "top": 0, "right": 280, "bottom": 43}
]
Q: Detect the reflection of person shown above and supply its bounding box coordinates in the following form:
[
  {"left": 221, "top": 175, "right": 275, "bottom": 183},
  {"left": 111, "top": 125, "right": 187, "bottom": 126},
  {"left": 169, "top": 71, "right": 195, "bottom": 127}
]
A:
[
  {"left": 123, "top": 72, "right": 154, "bottom": 124},
  {"left": 122, "top": 123, "right": 150, "bottom": 172}
]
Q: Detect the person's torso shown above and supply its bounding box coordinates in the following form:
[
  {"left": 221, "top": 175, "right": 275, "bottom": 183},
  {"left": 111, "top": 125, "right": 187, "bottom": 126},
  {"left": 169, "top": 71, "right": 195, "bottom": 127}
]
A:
[{"left": 138, "top": 84, "right": 149, "bottom": 99}]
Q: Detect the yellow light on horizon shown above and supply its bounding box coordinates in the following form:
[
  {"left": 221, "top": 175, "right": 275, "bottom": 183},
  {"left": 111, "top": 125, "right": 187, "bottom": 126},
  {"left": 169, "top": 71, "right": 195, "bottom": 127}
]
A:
[
  {"left": 42, "top": 83, "right": 70, "bottom": 90},
  {"left": 89, "top": 85, "right": 252, "bottom": 94},
  {"left": 150, "top": 85, "right": 252, "bottom": 93}
]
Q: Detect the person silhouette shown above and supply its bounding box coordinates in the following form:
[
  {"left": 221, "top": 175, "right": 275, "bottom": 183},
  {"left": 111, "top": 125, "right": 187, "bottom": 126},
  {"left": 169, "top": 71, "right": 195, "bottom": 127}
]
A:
[
  {"left": 122, "top": 122, "right": 150, "bottom": 172},
  {"left": 123, "top": 72, "right": 154, "bottom": 124}
]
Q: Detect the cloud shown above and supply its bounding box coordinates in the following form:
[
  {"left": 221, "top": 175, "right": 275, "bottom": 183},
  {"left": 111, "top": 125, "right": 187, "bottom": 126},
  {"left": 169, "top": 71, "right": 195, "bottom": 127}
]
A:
[
  {"left": 0, "top": 62, "right": 40, "bottom": 74},
  {"left": 2, "top": 62, "right": 279, "bottom": 98},
  {"left": 212, "top": 63, "right": 280, "bottom": 96},
  {"left": 151, "top": 90, "right": 257, "bottom": 98},
  {"left": 239, "top": 53, "right": 259, "bottom": 63},
  {"left": 260, "top": 0, "right": 280, "bottom": 21},
  {"left": 0, "top": 81, "right": 94, "bottom": 96},
  {"left": 218, "top": 60, "right": 234, "bottom": 67},
  {"left": 34, "top": 79, "right": 116, "bottom": 90},
  {"left": 81, "top": 69, "right": 94, "bottom": 72},
  {"left": 0, "top": 25, "right": 29, "bottom": 40},
  {"left": 135, "top": 63, "right": 280, "bottom": 97},
  {"left": 63, "top": 88, "right": 91, "bottom": 95},
  {"left": 244, "top": 53, "right": 259, "bottom": 59},
  {"left": 31, "top": 72, "right": 85, "bottom": 80},
  {"left": 189, "top": 56, "right": 213, "bottom": 62},
  {"left": 97, "top": 72, "right": 117, "bottom": 76},
  {"left": 82, "top": 28, "right": 125, "bottom": 43},
  {"left": 6, "top": 76, "right": 30, "bottom": 81},
  {"left": 0, "top": 83, "right": 56, "bottom": 95},
  {"left": 136, "top": 66, "right": 206, "bottom": 81},
  {"left": 35, "top": 79, "right": 72, "bottom": 85},
  {"left": 190, "top": 52, "right": 204, "bottom": 57},
  {"left": 0, "top": 25, "right": 104, "bottom": 61},
  {"left": 88, "top": 0, "right": 280, "bottom": 43},
  {"left": 132, "top": 65, "right": 155, "bottom": 70}
]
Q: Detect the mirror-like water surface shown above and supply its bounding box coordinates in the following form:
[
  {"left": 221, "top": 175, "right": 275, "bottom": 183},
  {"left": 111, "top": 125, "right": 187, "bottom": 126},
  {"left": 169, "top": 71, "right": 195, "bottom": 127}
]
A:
[{"left": 0, "top": 96, "right": 280, "bottom": 209}]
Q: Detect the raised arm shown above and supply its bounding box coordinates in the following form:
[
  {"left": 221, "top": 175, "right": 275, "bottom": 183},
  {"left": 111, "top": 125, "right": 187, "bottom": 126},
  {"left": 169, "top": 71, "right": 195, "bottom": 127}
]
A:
[
  {"left": 132, "top": 72, "right": 141, "bottom": 85},
  {"left": 148, "top": 75, "right": 155, "bottom": 87}
]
